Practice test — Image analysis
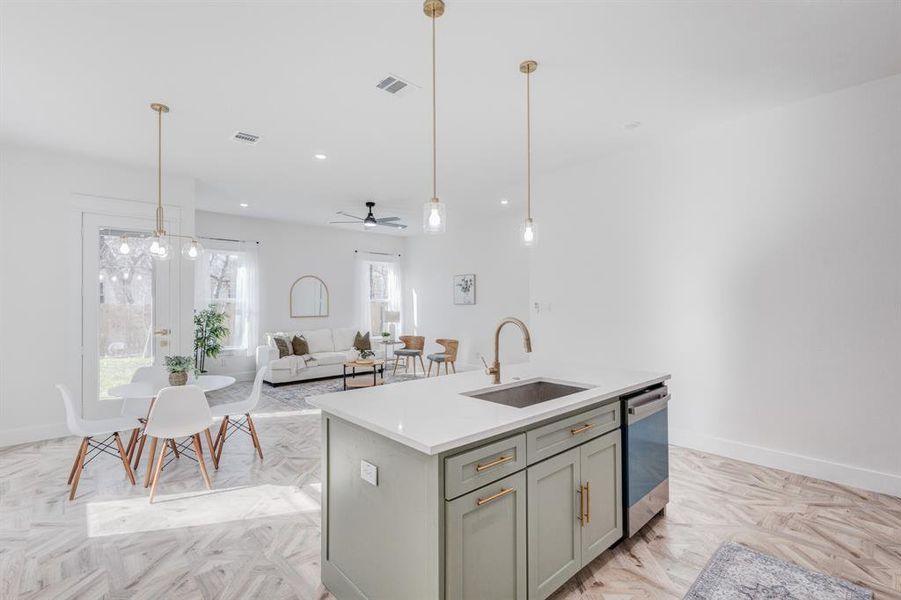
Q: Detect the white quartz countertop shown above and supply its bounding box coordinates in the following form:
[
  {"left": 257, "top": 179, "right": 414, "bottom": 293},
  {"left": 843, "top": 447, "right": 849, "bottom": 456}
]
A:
[{"left": 308, "top": 362, "right": 670, "bottom": 455}]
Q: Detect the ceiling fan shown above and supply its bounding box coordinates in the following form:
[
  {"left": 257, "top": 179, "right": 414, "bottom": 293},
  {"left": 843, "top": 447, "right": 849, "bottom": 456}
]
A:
[{"left": 330, "top": 202, "right": 407, "bottom": 230}]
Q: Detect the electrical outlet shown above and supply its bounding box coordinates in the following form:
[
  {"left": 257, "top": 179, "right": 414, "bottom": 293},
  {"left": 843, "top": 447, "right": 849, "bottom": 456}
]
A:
[{"left": 360, "top": 460, "right": 378, "bottom": 486}]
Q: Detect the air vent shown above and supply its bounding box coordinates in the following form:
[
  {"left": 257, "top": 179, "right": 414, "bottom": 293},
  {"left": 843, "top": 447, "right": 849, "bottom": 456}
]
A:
[
  {"left": 232, "top": 131, "right": 261, "bottom": 145},
  {"left": 376, "top": 74, "right": 416, "bottom": 96}
]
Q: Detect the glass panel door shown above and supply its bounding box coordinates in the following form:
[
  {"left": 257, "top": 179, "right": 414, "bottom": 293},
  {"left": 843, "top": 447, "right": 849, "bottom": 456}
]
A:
[{"left": 82, "top": 213, "right": 173, "bottom": 418}]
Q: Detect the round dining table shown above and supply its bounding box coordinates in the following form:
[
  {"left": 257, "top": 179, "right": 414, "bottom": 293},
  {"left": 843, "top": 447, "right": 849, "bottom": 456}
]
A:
[{"left": 108, "top": 374, "right": 236, "bottom": 400}]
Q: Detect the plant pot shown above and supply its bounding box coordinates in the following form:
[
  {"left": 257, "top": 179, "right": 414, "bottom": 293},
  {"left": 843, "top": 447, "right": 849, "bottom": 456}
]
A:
[{"left": 169, "top": 371, "right": 188, "bottom": 386}]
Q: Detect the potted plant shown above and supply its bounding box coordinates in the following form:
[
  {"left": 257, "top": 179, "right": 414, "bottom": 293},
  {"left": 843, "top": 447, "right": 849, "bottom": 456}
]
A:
[
  {"left": 165, "top": 355, "right": 196, "bottom": 386},
  {"left": 194, "top": 304, "right": 230, "bottom": 373}
]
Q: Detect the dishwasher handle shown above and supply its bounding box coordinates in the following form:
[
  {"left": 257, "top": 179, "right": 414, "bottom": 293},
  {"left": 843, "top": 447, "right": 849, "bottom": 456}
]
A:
[{"left": 627, "top": 394, "right": 670, "bottom": 424}]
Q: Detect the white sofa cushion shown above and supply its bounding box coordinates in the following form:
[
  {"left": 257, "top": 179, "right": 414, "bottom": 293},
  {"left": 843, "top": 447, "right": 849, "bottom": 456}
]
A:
[
  {"left": 304, "top": 328, "right": 334, "bottom": 353},
  {"left": 269, "top": 355, "right": 306, "bottom": 372},
  {"left": 332, "top": 327, "right": 358, "bottom": 352},
  {"left": 312, "top": 351, "right": 349, "bottom": 366}
]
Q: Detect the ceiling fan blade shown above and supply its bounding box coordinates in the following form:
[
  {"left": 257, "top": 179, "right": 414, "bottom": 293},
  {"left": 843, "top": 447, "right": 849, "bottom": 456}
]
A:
[
  {"left": 329, "top": 220, "right": 364, "bottom": 224},
  {"left": 377, "top": 221, "right": 408, "bottom": 229},
  {"left": 335, "top": 211, "right": 363, "bottom": 220},
  {"left": 375, "top": 216, "right": 401, "bottom": 222}
]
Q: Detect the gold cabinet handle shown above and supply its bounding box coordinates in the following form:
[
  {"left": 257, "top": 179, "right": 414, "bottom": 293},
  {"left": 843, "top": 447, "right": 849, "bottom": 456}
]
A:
[
  {"left": 476, "top": 454, "right": 514, "bottom": 472},
  {"left": 585, "top": 481, "right": 591, "bottom": 524},
  {"left": 477, "top": 487, "right": 514, "bottom": 506},
  {"left": 154, "top": 328, "right": 170, "bottom": 336},
  {"left": 570, "top": 423, "right": 595, "bottom": 435},
  {"left": 577, "top": 485, "right": 585, "bottom": 525}
]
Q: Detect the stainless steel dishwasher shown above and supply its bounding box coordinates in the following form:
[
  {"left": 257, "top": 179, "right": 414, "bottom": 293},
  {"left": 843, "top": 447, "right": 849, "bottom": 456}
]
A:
[{"left": 621, "top": 384, "right": 670, "bottom": 537}]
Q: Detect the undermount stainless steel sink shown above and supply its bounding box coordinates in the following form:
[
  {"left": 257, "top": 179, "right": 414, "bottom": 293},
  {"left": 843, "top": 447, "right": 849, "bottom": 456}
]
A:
[{"left": 463, "top": 379, "right": 591, "bottom": 408}]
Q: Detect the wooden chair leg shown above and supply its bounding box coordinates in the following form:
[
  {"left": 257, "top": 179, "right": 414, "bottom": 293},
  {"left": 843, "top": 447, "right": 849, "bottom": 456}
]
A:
[
  {"left": 215, "top": 416, "right": 230, "bottom": 464},
  {"left": 69, "top": 437, "right": 89, "bottom": 500},
  {"left": 204, "top": 428, "right": 219, "bottom": 470},
  {"left": 246, "top": 414, "right": 263, "bottom": 460},
  {"left": 68, "top": 437, "right": 89, "bottom": 485},
  {"left": 149, "top": 439, "right": 169, "bottom": 503},
  {"left": 451, "top": 361, "right": 456, "bottom": 374},
  {"left": 192, "top": 434, "right": 212, "bottom": 490},
  {"left": 213, "top": 416, "right": 228, "bottom": 451},
  {"left": 144, "top": 436, "right": 159, "bottom": 488},
  {"left": 169, "top": 439, "right": 180, "bottom": 458},
  {"left": 419, "top": 355, "right": 427, "bottom": 374},
  {"left": 113, "top": 432, "right": 136, "bottom": 485},
  {"left": 427, "top": 360, "right": 432, "bottom": 377},
  {"left": 445, "top": 362, "right": 449, "bottom": 375},
  {"left": 393, "top": 355, "right": 401, "bottom": 375},
  {"left": 124, "top": 428, "right": 138, "bottom": 458},
  {"left": 132, "top": 432, "right": 146, "bottom": 470},
  {"left": 412, "top": 356, "right": 417, "bottom": 377}
]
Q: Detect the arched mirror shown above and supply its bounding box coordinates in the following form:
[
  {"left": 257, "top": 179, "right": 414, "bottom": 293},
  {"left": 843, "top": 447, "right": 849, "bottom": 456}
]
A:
[{"left": 290, "top": 276, "right": 329, "bottom": 317}]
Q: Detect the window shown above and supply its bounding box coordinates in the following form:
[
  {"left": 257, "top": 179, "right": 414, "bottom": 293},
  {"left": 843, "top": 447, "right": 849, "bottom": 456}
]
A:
[
  {"left": 356, "top": 258, "right": 401, "bottom": 335},
  {"left": 195, "top": 243, "right": 259, "bottom": 353}
]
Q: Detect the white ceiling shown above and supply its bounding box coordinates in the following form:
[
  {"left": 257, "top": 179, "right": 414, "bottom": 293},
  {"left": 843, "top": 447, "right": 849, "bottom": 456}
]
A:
[{"left": 2, "top": 1, "right": 900, "bottom": 233}]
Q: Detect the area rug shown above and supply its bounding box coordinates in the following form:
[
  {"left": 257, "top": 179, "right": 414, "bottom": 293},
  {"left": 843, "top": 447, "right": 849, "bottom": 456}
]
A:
[{"left": 684, "top": 542, "right": 871, "bottom": 600}]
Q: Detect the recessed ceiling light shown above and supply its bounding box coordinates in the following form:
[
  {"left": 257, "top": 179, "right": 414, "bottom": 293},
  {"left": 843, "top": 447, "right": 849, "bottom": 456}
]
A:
[
  {"left": 314, "top": 153, "right": 328, "bottom": 160},
  {"left": 239, "top": 203, "right": 249, "bottom": 208},
  {"left": 624, "top": 121, "right": 641, "bottom": 130},
  {"left": 500, "top": 198, "right": 509, "bottom": 205}
]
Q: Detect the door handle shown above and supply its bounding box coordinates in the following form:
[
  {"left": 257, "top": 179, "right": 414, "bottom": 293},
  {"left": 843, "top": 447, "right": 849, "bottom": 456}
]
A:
[
  {"left": 585, "top": 481, "right": 590, "bottom": 524},
  {"left": 571, "top": 423, "right": 595, "bottom": 435},
  {"left": 477, "top": 487, "right": 514, "bottom": 506},
  {"left": 476, "top": 454, "right": 514, "bottom": 472},
  {"left": 154, "top": 328, "right": 170, "bottom": 336},
  {"left": 577, "top": 485, "right": 585, "bottom": 525}
]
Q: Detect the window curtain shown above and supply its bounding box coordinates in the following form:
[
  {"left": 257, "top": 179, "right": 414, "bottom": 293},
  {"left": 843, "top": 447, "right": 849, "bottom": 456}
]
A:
[{"left": 354, "top": 254, "right": 375, "bottom": 334}]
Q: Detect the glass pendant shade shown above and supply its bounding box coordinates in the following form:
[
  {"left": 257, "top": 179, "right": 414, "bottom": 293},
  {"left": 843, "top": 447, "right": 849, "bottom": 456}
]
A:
[
  {"left": 145, "top": 234, "right": 172, "bottom": 261},
  {"left": 117, "top": 236, "right": 131, "bottom": 255},
  {"left": 181, "top": 239, "right": 204, "bottom": 260},
  {"left": 520, "top": 218, "right": 537, "bottom": 247},
  {"left": 422, "top": 199, "right": 446, "bottom": 234}
]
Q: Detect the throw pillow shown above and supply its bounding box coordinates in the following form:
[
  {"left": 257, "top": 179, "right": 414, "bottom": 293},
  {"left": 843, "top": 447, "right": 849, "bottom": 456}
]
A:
[
  {"left": 273, "top": 336, "right": 292, "bottom": 358},
  {"left": 353, "top": 331, "right": 371, "bottom": 351},
  {"left": 292, "top": 335, "right": 309, "bottom": 356}
]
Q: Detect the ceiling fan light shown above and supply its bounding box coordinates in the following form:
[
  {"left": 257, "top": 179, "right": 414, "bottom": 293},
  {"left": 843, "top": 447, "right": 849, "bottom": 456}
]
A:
[{"left": 423, "top": 198, "right": 446, "bottom": 234}]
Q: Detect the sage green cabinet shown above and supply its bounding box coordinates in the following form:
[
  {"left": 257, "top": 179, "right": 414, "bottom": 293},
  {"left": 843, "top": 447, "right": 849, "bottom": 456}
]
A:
[
  {"left": 527, "top": 430, "right": 623, "bottom": 600},
  {"left": 580, "top": 429, "right": 622, "bottom": 564},
  {"left": 527, "top": 447, "right": 582, "bottom": 599},
  {"left": 446, "top": 471, "right": 527, "bottom": 600}
]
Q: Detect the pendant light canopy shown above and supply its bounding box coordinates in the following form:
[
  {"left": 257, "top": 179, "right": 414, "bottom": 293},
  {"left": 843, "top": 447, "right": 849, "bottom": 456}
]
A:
[
  {"left": 422, "top": 0, "right": 446, "bottom": 234},
  {"left": 520, "top": 60, "right": 537, "bottom": 247},
  {"left": 119, "top": 102, "right": 204, "bottom": 261}
]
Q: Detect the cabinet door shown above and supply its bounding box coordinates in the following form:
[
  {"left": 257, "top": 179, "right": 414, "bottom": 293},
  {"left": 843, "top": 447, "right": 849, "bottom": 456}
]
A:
[
  {"left": 527, "top": 447, "right": 582, "bottom": 600},
  {"left": 580, "top": 430, "right": 623, "bottom": 565},
  {"left": 446, "top": 471, "right": 527, "bottom": 600}
]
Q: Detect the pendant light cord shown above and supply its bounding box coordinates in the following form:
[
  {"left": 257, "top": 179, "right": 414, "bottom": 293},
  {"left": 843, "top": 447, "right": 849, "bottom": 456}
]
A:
[
  {"left": 156, "top": 106, "right": 163, "bottom": 234},
  {"left": 526, "top": 68, "right": 531, "bottom": 221},
  {"left": 431, "top": 10, "right": 437, "bottom": 201}
]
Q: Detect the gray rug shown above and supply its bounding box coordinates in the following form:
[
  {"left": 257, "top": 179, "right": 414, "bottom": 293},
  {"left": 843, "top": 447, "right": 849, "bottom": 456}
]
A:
[{"left": 685, "top": 542, "right": 871, "bottom": 600}]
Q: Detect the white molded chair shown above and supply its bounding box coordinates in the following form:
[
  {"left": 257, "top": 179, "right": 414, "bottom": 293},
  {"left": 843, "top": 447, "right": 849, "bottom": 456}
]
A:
[
  {"left": 56, "top": 384, "right": 139, "bottom": 500},
  {"left": 211, "top": 367, "right": 266, "bottom": 464},
  {"left": 123, "top": 366, "right": 167, "bottom": 467},
  {"left": 143, "top": 385, "right": 215, "bottom": 502}
]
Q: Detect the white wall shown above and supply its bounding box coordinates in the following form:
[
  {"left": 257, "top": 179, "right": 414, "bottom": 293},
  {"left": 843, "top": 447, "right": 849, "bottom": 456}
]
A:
[
  {"left": 525, "top": 74, "right": 901, "bottom": 496},
  {"left": 195, "top": 211, "right": 404, "bottom": 377},
  {"left": 0, "top": 144, "right": 196, "bottom": 446},
  {"left": 402, "top": 212, "right": 531, "bottom": 370}
]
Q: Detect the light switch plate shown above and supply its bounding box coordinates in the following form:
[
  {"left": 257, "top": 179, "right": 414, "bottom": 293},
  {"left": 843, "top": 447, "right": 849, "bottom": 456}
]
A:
[{"left": 360, "top": 460, "right": 378, "bottom": 486}]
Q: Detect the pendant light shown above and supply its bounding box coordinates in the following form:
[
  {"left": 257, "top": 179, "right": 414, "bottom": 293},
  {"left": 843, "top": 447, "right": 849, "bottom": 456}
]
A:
[
  {"left": 119, "top": 103, "right": 203, "bottom": 261},
  {"left": 422, "top": 0, "right": 446, "bottom": 234},
  {"left": 520, "top": 60, "right": 537, "bottom": 246}
]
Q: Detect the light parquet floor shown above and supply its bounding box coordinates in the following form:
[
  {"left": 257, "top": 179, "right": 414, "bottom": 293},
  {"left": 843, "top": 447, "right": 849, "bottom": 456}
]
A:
[{"left": 1, "top": 387, "right": 899, "bottom": 599}]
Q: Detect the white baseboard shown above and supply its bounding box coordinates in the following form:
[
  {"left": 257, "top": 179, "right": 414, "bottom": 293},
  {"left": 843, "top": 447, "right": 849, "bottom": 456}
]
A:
[
  {"left": 0, "top": 422, "right": 69, "bottom": 448},
  {"left": 670, "top": 427, "right": 901, "bottom": 498}
]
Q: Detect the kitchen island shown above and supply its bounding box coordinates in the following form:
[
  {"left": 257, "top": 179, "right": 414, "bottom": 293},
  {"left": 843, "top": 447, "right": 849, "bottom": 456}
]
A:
[{"left": 309, "top": 362, "right": 670, "bottom": 600}]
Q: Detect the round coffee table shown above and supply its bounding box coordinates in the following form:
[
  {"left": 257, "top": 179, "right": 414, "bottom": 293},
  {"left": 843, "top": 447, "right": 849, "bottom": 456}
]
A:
[{"left": 343, "top": 359, "right": 385, "bottom": 390}]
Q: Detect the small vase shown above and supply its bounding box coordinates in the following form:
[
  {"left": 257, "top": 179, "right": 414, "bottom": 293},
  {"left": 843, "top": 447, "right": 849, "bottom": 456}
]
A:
[{"left": 169, "top": 371, "right": 188, "bottom": 386}]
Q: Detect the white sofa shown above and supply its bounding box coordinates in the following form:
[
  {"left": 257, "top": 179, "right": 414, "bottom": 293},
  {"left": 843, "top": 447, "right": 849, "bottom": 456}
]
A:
[{"left": 256, "top": 327, "right": 373, "bottom": 385}]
